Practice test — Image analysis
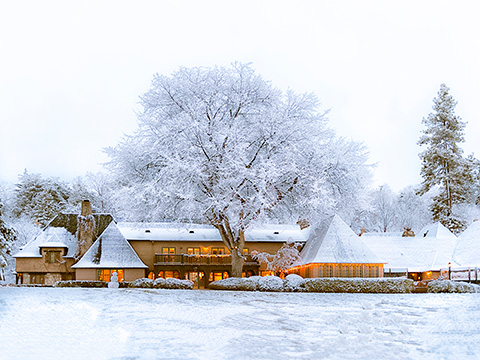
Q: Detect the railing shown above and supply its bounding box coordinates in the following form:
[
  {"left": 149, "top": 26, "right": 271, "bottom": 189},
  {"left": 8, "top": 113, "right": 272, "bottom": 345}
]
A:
[{"left": 155, "top": 254, "right": 258, "bottom": 266}]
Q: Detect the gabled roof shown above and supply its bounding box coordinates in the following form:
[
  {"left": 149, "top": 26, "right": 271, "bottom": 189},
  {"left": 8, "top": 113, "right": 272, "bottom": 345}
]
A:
[
  {"left": 14, "top": 213, "right": 114, "bottom": 259},
  {"left": 452, "top": 221, "right": 480, "bottom": 267},
  {"left": 14, "top": 227, "right": 76, "bottom": 258},
  {"left": 300, "top": 215, "right": 383, "bottom": 265},
  {"left": 117, "top": 222, "right": 309, "bottom": 243},
  {"left": 361, "top": 222, "right": 457, "bottom": 272},
  {"left": 72, "top": 223, "right": 147, "bottom": 269}
]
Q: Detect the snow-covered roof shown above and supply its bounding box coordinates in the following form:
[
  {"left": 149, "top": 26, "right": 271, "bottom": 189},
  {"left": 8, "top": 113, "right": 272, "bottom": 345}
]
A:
[
  {"left": 361, "top": 222, "right": 457, "bottom": 272},
  {"left": 14, "top": 227, "right": 77, "bottom": 258},
  {"left": 117, "top": 222, "right": 308, "bottom": 243},
  {"left": 72, "top": 223, "right": 148, "bottom": 269},
  {"left": 452, "top": 221, "right": 480, "bottom": 267},
  {"left": 14, "top": 212, "right": 114, "bottom": 259},
  {"left": 300, "top": 215, "right": 383, "bottom": 265}
]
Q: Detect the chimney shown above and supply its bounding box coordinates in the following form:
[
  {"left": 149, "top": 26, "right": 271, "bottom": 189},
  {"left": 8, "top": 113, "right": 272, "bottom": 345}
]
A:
[
  {"left": 81, "top": 200, "right": 93, "bottom": 216},
  {"left": 74, "top": 200, "right": 96, "bottom": 261}
]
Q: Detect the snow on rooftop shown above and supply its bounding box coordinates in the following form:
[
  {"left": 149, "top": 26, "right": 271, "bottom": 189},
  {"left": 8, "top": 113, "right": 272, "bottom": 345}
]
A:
[
  {"left": 72, "top": 223, "right": 147, "bottom": 269},
  {"left": 116, "top": 222, "right": 308, "bottom": 243},
  {"left": 452, "top": 220, "right": 480, "bottom": 267},
  {"left": 300, "top": 215, "right": 382, "bottom": 265},
  {"left": 14, "top": 227, "right": 77, "bottom": 258},
  {"left": 361, "top": 223, "right": 458, "bottom": 272}
]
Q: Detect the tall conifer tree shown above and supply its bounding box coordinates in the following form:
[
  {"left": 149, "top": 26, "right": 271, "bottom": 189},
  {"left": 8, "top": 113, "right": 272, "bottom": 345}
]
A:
[{"left": 417, "top": 84, "right": 471, "bottom": 233}]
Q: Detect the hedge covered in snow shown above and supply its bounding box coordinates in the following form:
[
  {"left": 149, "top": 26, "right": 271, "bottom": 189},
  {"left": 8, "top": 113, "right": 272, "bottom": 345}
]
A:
[
  {"left": 427, "top": 280, "right": 480, "bottom": 293},
  {"left": 127, "top": 277, "right": 194, "bottom": 290},
  {"left": 55, "top": 280, "right": 108, "bottom": 288},
  {"left": 302, "top": 278, "right": 414, "bottom": 293},
  {"left": 209, "top": 275, "right": 415, "bottom": 293},
  {"left": 55, "top": 278, "right": 194, "bottom": 289}
]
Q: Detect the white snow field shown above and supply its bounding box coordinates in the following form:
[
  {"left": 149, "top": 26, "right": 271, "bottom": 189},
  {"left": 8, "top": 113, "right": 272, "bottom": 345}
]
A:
[{"left": 1, "top": 288, "right": 480, "bottom": 360}]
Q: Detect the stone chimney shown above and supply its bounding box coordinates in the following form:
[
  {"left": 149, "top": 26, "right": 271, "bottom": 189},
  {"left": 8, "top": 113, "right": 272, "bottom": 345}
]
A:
[
  {"left": 74, "top": 200, "right": 96, "bottom": 261},
  {"left": 81, "top": 199, "right": 93, "bottom": 217}
]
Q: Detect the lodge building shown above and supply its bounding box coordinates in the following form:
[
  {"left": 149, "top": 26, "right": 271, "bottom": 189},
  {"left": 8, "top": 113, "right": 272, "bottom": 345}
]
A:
[{"left": 14, "top": 201, "right": 309, "bottom": 288}]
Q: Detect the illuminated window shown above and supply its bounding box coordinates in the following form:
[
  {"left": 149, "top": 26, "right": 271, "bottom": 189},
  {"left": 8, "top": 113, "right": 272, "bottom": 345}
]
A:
[
  {"left": 212, "top": 248, "right": 225, "bottom": 255},
  {"left": 45, "top": 250, "right": 61, "bottom": 263},
  {"left": 187, "top": 247, "right": 200, "bottom": 255},
  {"left": 97, "top": 269, "right": 124, "bottom": 282},
  {"left": 162, "top": 247, "right": 176, "bottom": 262},
  {"left": 242, "top": 248, "right": 249, "bottom": 255}
]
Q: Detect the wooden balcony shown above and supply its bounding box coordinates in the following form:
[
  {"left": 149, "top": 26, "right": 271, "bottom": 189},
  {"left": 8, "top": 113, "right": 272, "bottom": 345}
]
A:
[{"left": 154, "top": 254, "right": 258, "bottom": 266}]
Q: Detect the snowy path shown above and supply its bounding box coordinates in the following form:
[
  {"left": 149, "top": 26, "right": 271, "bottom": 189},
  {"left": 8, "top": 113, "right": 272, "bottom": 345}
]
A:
[{"left": 1, "top": 288, "right": 479, "bottom": 359}]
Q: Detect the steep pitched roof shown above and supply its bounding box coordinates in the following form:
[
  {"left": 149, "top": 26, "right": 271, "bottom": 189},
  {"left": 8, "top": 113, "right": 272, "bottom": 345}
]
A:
[
  {"left": 300, "top": 215, "right": 382, "bottom": 265},
  {"left": 452, "top": 221, "right": 480, "bottom": 267},
  {"left": 361, "top": 222, "right": 457, "bottom": 272},
  {"left": 72, "top": 223, "right": 147, "bottom": 269},
  {"left": 14, "top": 213, "right": 114, "bottom": 259}
]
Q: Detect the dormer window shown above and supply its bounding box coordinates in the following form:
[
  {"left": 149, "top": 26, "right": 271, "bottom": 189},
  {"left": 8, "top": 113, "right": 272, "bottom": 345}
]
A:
[{"left": 45, "top": 250, "right": 61, "bottom": 263}]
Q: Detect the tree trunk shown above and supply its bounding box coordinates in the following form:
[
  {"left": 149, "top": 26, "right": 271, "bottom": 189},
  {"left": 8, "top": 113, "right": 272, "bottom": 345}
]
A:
[{"left": 231, "top": 250, "right": 244, "bottom": 278}]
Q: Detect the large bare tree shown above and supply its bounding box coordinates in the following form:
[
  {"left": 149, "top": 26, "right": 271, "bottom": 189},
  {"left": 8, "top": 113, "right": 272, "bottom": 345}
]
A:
[{"left": 107, "top": 63, "right": 370, "bottom": 276}]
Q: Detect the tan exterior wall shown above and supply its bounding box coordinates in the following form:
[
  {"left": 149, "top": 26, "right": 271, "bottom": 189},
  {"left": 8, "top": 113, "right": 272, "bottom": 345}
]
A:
[
  {"left": 16, "top": 256, "right": 75, "bottom": 274},
  {"left": 125, "top": 268, "right": 147, "bottom": 281},
  {"left": 75, "top": 268, "right": 97, "bottom": 281},
  {"left": 129, "top": 240, "right": 285, "bottom": 272}
]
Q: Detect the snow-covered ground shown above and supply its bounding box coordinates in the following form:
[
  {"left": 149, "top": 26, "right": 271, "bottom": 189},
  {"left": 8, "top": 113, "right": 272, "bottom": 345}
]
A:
[{"left": 1, "top": 288, "right": 480, "bottom": 360}]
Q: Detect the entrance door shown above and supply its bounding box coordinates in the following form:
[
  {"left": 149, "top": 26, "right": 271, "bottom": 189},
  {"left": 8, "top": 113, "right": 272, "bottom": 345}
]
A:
[{"left": 186, "top": 271, "right": 205, "bottom": 289}]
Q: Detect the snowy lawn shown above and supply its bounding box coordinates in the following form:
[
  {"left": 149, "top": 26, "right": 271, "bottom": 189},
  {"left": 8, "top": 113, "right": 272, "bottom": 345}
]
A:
[{"left": 1, "top": 288, "right": 480, "bottom": 360}]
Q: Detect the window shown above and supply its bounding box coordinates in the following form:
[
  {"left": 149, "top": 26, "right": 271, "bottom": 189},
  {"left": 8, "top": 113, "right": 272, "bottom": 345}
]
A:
[
  {"left": 187, "top": 247, "right": 200, "bottom": 255},
  {"left": 162, "top": 247, "right": 176, "bottom": 262},
  {"left": 157, "top": 270, "right": 180, "bottom": 279},
  {"left": 242, "top": 248, "right": 249, "bottom": 255},
  {"left": 45, "top": 250, "right": 61, "bottom": 263},
  {"left": 212, "top": 247, "right": 225, "bottom": 255},
  {"left": 97, "top": 269, "right": 124, "bottom": 282}
]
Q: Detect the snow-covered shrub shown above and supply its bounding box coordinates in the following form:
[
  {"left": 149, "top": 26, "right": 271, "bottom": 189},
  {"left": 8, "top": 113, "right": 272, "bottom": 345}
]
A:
[
  {"left": 302, "top": 278, "right": 414, "bottom": 293},
  {"left": 209, "top": 277, "right": 257, "bottom": 291},
  {"left": 163, "top": 278, "right": 193, "bottom": 290},
  {"left": 127, "top": 278, "right": 154, "bottom": 288},
  {"left": 283, "top": 274, "right": 305, "bottom": 292},
  {"left": 427, "top": 280, "right": 480, "bottom": 293},
  {"left": 54, "top": 280, "right": 107, "bottom": 288},
  {"left": 152, "top": 277, "right": 166, "bottom": 288},
  {"left": 257, "top": 276, "right": 283, "bottom": 292},
  {"left": 210, "top": 276, "right": 286, "bottom": 292}
]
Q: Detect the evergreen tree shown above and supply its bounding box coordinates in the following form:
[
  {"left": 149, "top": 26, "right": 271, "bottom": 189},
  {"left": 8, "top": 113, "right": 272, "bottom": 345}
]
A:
[
  {"left": 0, "top": 200, "right": 17, "bottom": 274},
  {"left": 13, "top": 171, "right": 71, "bottom": 226},
  {"left": 417, "top": 84, "right": 472, "bottom": 234}
]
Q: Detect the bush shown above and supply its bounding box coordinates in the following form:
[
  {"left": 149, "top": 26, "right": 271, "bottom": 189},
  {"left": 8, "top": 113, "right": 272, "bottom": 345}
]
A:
[
  {"left": 210, "top": 276, "right": 414, "bottom": 293},
  {"left": 427, "top": 280, "right": 480, "bottom": 293},
  {"left": 257, "top": 276, "right": 284, "bottom": 292},
  {"left": 283, "top": 274, "right": 305, "bottom": 292},
  {"left": 302, "top": 278, "right": 414, "bottom": 293},
  {"left": 54, "top": 280, "right": 107, "bottom": 288},
  {"left": 127, "top": 278, "right": 154, "bottom": 288}
]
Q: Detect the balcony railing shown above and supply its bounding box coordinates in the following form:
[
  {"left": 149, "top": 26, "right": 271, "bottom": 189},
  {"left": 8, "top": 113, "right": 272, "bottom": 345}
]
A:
[{"left": 155, "top": 254, "right": 258, "bottom": 266}]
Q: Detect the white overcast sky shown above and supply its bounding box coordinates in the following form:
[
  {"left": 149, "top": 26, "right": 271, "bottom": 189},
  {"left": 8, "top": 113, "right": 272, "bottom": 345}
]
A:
[{"left": 1, "top": 0, "right": 479, "bottom": 191}]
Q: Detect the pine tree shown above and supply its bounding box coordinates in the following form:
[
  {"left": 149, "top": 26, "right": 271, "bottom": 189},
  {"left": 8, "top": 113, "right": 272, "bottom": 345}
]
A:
[
  {"left": 13, "top": 171, "right": 71, "bottom": 226},
  {"left": 0, "top": 200, "right": 17, "bottom": 274},
  {"left": 417, "top": 84, "right": 472, "bottom": 234}
]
